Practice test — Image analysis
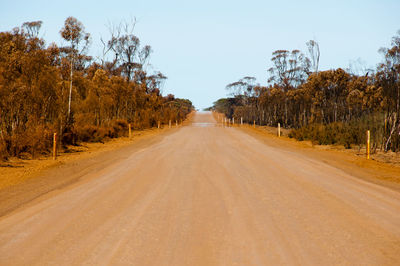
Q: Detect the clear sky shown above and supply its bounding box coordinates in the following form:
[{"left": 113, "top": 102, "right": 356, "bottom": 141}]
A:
[{"left": 1, "top": 0, "right": 399, "bottom": 109}]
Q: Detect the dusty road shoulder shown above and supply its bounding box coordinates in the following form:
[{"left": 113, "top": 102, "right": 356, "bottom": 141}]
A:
[
  {"left": 0, "top": 127, "right": 180, "bottom": 217},
  {"left": 236, "top": 124, "right": 400, "bottom": 192}
]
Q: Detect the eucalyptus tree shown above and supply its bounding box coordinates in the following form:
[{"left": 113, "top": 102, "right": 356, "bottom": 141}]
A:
[{"left": 60, "top": 16, "right": 91, "bottom": 118}]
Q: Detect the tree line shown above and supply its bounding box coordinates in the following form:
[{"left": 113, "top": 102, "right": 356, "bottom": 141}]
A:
[
  {"left": 0, "top": 18, "right": 193, "bottom": 160},
  {"left": 212, "top": 31, "right": 400, "bottom": 152}
]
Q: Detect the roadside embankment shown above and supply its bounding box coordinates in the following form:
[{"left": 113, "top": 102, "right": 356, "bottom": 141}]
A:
[
  {"left": 0, "top": 125, "right": 183, "bottom": 217},
  {"left": 212, "top": 112, "right": 400, "bottom": 191}
]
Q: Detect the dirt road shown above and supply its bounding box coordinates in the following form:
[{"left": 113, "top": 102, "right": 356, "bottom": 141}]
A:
[{"left": 1, "top": 112, "right": 400, "bottom": 265}]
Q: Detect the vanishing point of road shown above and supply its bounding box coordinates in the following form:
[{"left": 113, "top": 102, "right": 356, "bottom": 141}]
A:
[{"left": 0, "top": 112, "right": 399, "bottom": 265}]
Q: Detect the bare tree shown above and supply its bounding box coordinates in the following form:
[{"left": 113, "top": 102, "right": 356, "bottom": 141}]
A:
[
  {"left": 22, "top": 21, "right": 42, "bottom": 39},
  {"left": 100, "top": 21, "right": 120, "bottom": 68},
  {"left": 101, "top": 18, "right": 152, "bottom": 82},
  {"left": 268, "top": 49, "right": 309, "bottom": 91},
  {"left": 147, "top": 71, "right": 167, "bottom": 93},
  {"left": 347, "top": 58, "right": 372, "bottom": 76},
  {"left": 306, "top": 40, "right": 320, "bottom": 73}
]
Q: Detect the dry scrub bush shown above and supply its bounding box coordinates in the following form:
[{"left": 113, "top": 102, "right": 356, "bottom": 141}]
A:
[
  {"left": 289, "top": 116, "right": 384, "bottom": 150},
  {"left": 0, "top": 19, "right": 194, "bottom": 161}
]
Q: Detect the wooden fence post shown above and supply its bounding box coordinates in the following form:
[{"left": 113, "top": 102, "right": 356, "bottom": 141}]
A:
[
  {"left": 53, "top": 133, "right": 57, "bottom": 160},
  {"left": 158, "top": 121, "right": 160, "bottom": 129},
  {"left": 241, "top": 117, "right": 243, "bottom": 126},
  {"left": 253, "top": 120, "right": 255, "bottom": 128},
  {"left": 169, "top": 120, "right": 171, "bottom": 128},
  {"left": 367, "top": 130, "right": 370, "bottom": 159},
  {"left": 128, "top": 123, "right": 132, "bottom": 139}
]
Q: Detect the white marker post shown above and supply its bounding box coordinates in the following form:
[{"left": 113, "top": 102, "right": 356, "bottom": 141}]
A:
[
  {"left": 241, "top": 117, "right": 243, "bottom": 126},
  {"left": 278, "top": 123, "right": 281, "bottom": 137}
]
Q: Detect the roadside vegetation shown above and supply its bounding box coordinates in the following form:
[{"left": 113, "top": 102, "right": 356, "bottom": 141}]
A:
[
  {"left": 211, "top": 32, "right": 400, "bottom": 153},
  {"left": 0, "top": 18, "right": 193, "bottom": 160}
]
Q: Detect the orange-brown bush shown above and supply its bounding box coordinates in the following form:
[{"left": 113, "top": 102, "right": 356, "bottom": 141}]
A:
[
  {"left": 213, "top": 31, "right": 400, "bottom": 152},
  {"left": 73, "top": 119, "right": 128, "bottom": 143},
  {"left": 0, "top": 19, "right": 193, "bottom": 160}
]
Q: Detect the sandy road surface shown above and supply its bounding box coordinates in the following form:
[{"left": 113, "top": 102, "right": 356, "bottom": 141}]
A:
[{"left": 1, "top": 112, "right": 400, "bottom": 265}]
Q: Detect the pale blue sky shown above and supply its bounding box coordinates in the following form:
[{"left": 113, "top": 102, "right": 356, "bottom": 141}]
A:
[{"left": 1, "top": 0, "right": 399, "bottom": 108}]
